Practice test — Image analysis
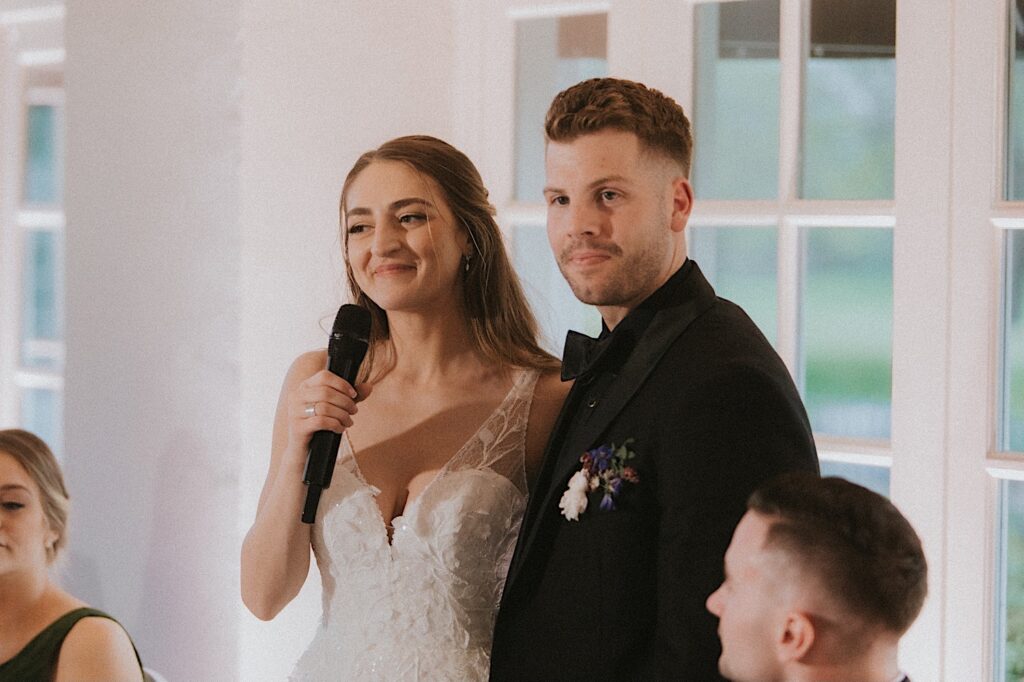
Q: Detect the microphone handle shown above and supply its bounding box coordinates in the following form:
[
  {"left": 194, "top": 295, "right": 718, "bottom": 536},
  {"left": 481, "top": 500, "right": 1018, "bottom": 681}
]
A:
[{"left": 301, "top": 333, "right": 367, "bottom": 524}]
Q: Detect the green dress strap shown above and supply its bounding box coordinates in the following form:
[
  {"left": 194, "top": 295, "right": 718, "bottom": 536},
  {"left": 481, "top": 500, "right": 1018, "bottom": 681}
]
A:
[{"left": 0, "top": 607, "right": 143, "bottom": 682}]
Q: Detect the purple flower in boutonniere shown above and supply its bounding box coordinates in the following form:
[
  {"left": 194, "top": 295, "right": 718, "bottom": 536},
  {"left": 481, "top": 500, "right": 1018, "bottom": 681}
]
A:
[{"left": 559, "top": 439, "right": 639, "bottom": 521}]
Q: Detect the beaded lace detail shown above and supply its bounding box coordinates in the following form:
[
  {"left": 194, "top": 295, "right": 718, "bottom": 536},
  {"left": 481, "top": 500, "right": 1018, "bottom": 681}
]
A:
[{"left": 290, "top": 369, "right": 540, "bottom": 681}]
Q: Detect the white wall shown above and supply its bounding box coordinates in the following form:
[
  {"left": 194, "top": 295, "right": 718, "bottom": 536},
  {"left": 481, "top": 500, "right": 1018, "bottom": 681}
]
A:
[
  {"left": 61, "top": 1, "right": 455, "bottom": 679},
  {"left": 63, "top": 2, "right": 243, "bottom": 679}
]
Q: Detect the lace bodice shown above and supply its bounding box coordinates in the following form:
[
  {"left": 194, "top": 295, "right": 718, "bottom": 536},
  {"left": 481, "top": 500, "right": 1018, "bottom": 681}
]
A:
[{"left": 290, "top": 369, "right": 540, "bottom": 681}]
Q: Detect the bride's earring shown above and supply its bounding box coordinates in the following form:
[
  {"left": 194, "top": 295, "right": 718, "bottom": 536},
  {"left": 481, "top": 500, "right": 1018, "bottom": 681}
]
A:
[{"left": 463, "top": 253, "right": 472, "bottom": 273}]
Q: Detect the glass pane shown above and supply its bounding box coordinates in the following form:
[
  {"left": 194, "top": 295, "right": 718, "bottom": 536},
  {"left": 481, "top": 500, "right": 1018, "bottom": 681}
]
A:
[
  {"left": 997, "top": 480, "right": 1024, "bottom": 679},
  {"left": 801, "top": 0, "right": 895, "bottom": 199},
  {"left": 512, "top": 223, "right": 601, "bottom": 356},
  {"left": 23, "top": 104, "right": 62, "bottom": 204},
  {"left": 21, "top": 230, "right": 63, "bottom": 370},
  {"left": 693, "top": 0, "right": 780, "bottom": 200},
  {"left": 688, "top": 226, "right": 777, "bottom": 345},
  {"left": 819, "top": 460, "right": 889, "bottom": 497},
  {"left": 1005, "top": 230, "right": 1024, "bottom": 452},
  {"left": 1009, "top": 0, "right": 1024, "bottom": 200},
  {"left": 515, "top": 13, "right": 607, "bottom": 202},
  {"left": 802, "top": 228, "right": 893, "bottom": 440},
  {"left": 20, "top": 388, "right": 62, "bottom": 459}
]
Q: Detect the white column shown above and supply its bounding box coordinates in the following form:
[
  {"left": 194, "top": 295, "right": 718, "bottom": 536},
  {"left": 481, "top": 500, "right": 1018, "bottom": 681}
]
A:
[
  {"left": 944, "top": 0, "right": 1004, "bottom": 677},
  {"left": 890, "top": 0, "right": 960, "bottom": 677}
]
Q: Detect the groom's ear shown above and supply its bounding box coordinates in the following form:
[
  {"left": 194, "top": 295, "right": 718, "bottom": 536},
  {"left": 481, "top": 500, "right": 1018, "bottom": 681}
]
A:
[{"left": 669, "top": 176, "right": 693, "bottom": 234}]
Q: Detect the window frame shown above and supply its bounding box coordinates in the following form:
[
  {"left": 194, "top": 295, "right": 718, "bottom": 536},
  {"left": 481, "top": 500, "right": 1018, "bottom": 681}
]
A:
[{"left": 0, "top": 9, "right": 66, "bottom": 453}]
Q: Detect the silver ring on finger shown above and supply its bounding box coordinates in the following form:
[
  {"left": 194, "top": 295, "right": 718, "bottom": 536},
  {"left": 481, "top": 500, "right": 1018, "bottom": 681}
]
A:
[{"left": 304, "top": 402, "right": 317, "bottom": 418}]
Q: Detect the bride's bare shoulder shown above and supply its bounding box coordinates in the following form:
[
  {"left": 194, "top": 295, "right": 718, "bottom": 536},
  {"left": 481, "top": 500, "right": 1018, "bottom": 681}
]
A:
[
  {"left": 533, "top": 369, "right": 570, "bottom": 406},
  {"left": 284, "top": 349, "right": 328, "bottom": 383}
]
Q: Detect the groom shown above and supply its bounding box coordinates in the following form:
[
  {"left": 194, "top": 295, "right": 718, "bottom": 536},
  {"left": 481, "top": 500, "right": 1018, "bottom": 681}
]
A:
[{"left": 490, "top": 78, "right": 819, "bottom": 680}]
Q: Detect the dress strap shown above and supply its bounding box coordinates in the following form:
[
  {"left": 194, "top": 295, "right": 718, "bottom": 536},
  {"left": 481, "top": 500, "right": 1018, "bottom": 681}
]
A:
[{"left": 452, "top": 368, "right": 540, "bottom": 496}]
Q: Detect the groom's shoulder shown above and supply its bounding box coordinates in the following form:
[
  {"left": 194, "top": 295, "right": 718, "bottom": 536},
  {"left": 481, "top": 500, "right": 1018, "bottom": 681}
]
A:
[
  {"left": 657, "top": 295, "right": 780, "bottom": 369},
  {"left": 636, "top": 297, "right": 801, "bottom": 412}
]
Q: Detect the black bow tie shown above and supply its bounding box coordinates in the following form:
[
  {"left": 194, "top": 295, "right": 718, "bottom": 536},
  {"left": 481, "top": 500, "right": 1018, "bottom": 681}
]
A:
[{"left": 561, "top": 329, "right": 613, "bottom": 381}]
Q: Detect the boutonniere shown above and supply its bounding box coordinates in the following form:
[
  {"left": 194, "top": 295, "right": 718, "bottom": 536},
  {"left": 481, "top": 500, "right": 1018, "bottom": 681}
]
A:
[{"left": 559, "top": 439, "right": 640, "bottom": 521}]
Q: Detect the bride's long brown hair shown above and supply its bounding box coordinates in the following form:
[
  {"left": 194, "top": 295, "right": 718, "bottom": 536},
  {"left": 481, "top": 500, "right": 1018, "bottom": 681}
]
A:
[{"left": 339, "top": 135, "right": 558, "bottom": 380}]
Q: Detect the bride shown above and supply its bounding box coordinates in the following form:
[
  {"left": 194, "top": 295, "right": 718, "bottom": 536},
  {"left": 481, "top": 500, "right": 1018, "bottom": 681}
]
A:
[{"left": 241, "top": 136, "right": 568, "bottom": 680}]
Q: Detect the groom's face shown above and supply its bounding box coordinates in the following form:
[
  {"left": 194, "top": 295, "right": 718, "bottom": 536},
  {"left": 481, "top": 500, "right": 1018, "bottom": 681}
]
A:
[{"left": 543, "top": 129, "right": 691, "bottom": 327}]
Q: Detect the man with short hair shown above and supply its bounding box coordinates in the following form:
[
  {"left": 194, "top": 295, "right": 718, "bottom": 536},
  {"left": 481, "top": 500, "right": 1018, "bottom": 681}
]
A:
[
  {"left": 490, "top": 77, "right": 818, "bottom": 680},
  {"left": 706, "top": 472, "right": 927, "bottom": 682}
]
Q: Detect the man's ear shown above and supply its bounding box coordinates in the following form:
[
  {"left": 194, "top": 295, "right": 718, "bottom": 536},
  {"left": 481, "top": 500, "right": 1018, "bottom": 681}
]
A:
[
  {"left": 670, "top": 177, "right": 693, "bottom": 234},
  {"left": 778, "top": 611, "right": 815, "bottom": 663}
]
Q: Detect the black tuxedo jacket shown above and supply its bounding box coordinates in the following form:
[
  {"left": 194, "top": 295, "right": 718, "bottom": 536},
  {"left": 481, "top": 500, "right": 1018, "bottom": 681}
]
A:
[{"left": 490, "top": 262, "right": 818, "bottom": 681}]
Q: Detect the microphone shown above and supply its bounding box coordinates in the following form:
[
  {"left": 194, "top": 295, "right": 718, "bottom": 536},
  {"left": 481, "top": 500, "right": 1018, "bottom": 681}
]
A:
[{"left": 301, "top": 304, "right": 371, "bottom": 524}]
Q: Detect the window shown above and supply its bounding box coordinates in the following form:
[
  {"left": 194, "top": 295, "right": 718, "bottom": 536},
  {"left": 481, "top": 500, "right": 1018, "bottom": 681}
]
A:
[
  {"left": 0, "top": 9, "right": 65, "bottom": 456},
  {"left": 998, "top": 479, "right": 1024, "bottom": 678},
  {"left": 801, "top": 0, "right": 895, "bottom": 200},
  {"left": 508, "top": 8, "right": 607, "bottom": 353},
  {"left": 688, "top": 225, "right": 778, "bottom": 345},
  {"left": 687, "top": 0, "right": 895, "bottom": 487},
  {"left": 692, "top": 0, "right": 780, "bottom": 200}
]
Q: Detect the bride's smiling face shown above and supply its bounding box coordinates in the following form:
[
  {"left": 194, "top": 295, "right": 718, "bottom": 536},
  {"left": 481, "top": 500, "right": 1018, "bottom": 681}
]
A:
[{"left": 344, "top": 161, "right": 470, "bottom": 314}]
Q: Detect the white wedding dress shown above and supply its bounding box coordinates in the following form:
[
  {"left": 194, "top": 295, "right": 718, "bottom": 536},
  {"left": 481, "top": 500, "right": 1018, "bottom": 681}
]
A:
[{"left": 290, "top": 370, "right": 539, "bottom": 681}]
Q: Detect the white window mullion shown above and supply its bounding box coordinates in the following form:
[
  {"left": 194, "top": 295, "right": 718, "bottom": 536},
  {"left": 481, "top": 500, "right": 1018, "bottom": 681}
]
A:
[
  {"left": 14, "top": 370, "right": 63, "bottom": 391},
  {"left": 776, "top": 215, "right": 801, "bottom": 378},
  {"left": 816, "top": 437, "right": 893, "bottom": 467},
  {"left": 18, "top": 208, "right": 63, "bottom": 229},
  {"left": 0, "top": 26, "right": 23, "bottom": 426},
  {"left": 774, "top": 0, "right": 805, "bottom": 377},
  {"left": 777, "top": 0, "right": 803, "bottom": 205}
]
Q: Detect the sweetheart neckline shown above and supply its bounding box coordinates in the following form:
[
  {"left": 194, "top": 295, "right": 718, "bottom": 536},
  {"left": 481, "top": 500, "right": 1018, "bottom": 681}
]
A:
[{"left": 339, "top": 369, "right": 532, "bottom": 543}]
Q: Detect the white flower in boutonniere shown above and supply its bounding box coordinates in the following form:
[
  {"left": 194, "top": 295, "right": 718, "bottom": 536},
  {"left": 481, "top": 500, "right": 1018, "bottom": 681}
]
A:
[
  {"left": 559, "top": 440, "right": 640, "bottom": 521},
  {"left": 558, "top": 470, "right": 591, "bottom": 521}
]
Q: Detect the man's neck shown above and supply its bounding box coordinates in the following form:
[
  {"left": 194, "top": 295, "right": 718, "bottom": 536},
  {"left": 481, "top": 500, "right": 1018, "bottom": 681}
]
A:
[
  {"left": 789, "top": 644, "right": 901, "bottom": 682},
  {"left": 598, "top": 257, "right": 690, "bottom": 330}
]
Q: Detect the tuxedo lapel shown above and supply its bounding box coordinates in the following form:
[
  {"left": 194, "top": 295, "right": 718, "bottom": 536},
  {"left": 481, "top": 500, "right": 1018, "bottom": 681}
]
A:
[
  {"left": 504, "top": 270, "right": 716, "bottom": 592},
  {"left": 536, "top": 287, "right": 715, "bottom": 522}
]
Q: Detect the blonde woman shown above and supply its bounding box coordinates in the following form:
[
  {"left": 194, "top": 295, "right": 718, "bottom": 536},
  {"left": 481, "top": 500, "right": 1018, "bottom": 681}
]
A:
[{"left": 0, "top": 429, "right": 143, "bottom": 680}]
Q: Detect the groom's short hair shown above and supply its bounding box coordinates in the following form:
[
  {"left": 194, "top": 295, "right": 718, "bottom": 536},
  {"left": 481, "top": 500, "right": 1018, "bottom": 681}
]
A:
[
  {"left": 544, "top": 77, "right": 694, "bottom": 176},
  {"left": 748, "top": 472, "right": 928, "bottom": 636}
]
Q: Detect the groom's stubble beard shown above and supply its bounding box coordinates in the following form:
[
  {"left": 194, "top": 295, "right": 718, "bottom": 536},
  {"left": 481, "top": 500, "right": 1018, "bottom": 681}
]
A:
[{"left": 556, "top": 230, "right": 668, "bottom": 308}]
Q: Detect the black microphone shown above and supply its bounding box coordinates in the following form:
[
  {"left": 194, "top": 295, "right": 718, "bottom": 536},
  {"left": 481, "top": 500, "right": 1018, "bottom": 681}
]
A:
[{"left": 301, "top": 304, "right": 371, "bottom": 524}]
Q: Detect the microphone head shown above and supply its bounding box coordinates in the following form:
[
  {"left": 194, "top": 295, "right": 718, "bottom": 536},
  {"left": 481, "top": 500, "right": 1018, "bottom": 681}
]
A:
[{"left": 332, "top": 304, "right": 371, "bottom": 341}]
